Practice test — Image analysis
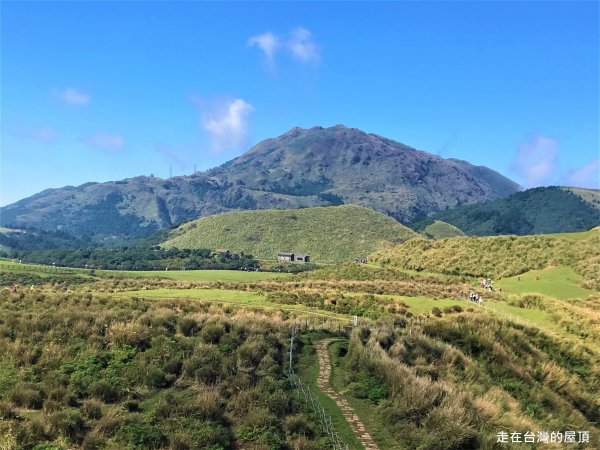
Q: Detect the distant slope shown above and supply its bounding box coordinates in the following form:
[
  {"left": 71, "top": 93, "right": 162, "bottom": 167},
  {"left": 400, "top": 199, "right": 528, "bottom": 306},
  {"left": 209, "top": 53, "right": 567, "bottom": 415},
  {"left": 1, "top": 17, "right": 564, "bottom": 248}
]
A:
[
  {"left": 162, "top": 205, "right": 418, "bottom": 262},
  {"left": 369, "top": 228, "right": 600, "bottom": 288},
  {"left": 0, "top": 125, "right": 518, "bottom": 242},
  {"left": 411, "top": 220, "right": 465, "bottom": 239},
  {"left": 427, "top": 186, "right": 600, "bottom": 235},
  {"left": 564, "top": 186, "right": 600, "bottom": 208}
]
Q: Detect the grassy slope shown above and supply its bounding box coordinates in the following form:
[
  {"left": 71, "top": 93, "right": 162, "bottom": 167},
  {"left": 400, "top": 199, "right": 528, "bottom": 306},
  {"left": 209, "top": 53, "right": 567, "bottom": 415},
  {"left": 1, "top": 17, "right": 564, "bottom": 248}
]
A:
[
  {"left": 162, "top": 205, "right": 418, "bottom": 262},
  {"left": 117, "top": 289, "right": 352, "bottom": 321},
  {"left": 496, "top": 266, "right": 593, "bottom": 299},
  {"left": 369, "top": 228, "right": 600, "bottom": 286},
  {"left": 104, "top": 269, "right": 289, "bottom": 282},
  {"left": 337, "top": 317, "right": 600, "bottom": 450},
  {"left": 421, "top": 220, "right": 465, "bottom": 239},
  {"left": 564, "top": 186, "right": 600, "bottom": 209}
]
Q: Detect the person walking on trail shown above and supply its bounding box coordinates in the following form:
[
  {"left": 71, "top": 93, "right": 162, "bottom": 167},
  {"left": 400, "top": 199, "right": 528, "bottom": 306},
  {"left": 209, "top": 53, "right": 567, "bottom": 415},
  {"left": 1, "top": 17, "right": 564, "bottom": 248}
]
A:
[{"left": 11, "top": 284, "right": 18, "bottom": 293}]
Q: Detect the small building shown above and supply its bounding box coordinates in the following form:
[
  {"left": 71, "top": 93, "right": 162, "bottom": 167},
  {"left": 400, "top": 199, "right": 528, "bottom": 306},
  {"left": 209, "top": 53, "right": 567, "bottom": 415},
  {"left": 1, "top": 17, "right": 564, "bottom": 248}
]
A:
[
  {"left": 295, "top": 254, "right": 310, "bottom": 263},
  {"left": 277, "top": 252, "right": 294, "bottom": 262},
  {"left": 354, "top": 257, "right": 368, "bottom": 264}
]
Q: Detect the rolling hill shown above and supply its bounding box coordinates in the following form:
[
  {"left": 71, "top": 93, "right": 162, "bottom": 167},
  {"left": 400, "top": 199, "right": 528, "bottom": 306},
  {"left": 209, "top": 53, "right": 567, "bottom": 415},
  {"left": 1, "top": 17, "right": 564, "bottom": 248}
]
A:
[
  {"left": 369, "top": 227, "right": 600, "bottom": 288},
  {"left": 0, "top": 125, "right": 518, "bottom": 243},
  {"left": 162, "top": 205, "right": 419, "bottom": 262},
  {"left": 411, "top": 220, "right": 465, "bottom": 239},
  {"left": 422, "top": 186, "right": 600, "bottom": 235}
]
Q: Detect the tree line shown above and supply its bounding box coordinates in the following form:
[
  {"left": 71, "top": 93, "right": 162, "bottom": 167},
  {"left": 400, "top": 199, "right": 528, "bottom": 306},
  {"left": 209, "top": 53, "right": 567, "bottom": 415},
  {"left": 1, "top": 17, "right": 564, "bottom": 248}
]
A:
[{"left": 12, "top": 246, "right": 259, "bottom": 271}]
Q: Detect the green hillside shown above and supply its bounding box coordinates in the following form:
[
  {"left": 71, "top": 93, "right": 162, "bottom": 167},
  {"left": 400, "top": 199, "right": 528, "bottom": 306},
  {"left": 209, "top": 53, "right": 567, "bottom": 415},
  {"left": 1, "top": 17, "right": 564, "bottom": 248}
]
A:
[
  {"left": 162, "top": 205, "right": 418, "bottom": 262},
  {"left": 426, "top": 186, "right": 600, "bottom": 235},
  {"left": 412, "top": 220, "right": 465, "bottom": 239},
  {"left": 369, "top": 227, "right": 600, "bottom": 288}
]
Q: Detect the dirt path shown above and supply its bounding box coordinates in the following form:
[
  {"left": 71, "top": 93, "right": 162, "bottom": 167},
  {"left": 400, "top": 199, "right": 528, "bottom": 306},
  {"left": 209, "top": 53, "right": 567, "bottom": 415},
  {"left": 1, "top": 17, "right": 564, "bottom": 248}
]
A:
[{"left": 315, "top": 339, "right": 380, "bottom": 450}]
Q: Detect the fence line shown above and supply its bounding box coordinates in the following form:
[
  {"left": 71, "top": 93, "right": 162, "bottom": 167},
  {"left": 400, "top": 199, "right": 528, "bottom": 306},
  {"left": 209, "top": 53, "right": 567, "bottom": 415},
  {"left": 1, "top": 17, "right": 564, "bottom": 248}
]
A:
[{"left": 288, "top": 326, "right": 350, "bottom": 450}]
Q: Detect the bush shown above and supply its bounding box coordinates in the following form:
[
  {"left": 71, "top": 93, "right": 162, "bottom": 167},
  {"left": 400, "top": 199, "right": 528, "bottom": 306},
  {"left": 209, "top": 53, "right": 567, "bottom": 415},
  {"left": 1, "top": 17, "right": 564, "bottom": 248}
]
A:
[
  {"left": 82, "top": 398, "right": 103, "bottom": 420},
  {"left": 432, "top": 307, "right": 442, "bottom": 317},
  {"left": 47, "top": 410, "right": 86, "bottom": 442},
  {"left": 10, "top": 384, "right": 44, "bottom": 409},
  {"left": 116, "top": 421, "right": 167, "bottom": 449},
  {"left": 178, "top": 317, "right": 199, "bottom": 336},
  {"left": 200, "top": 322, "right": 224, "bottom": 344},
  {"left": 90, "top": 380, "right": 121, "bottom": 403},
  {"left": 284, "top": 414, "right": 314, "bottom": 438}
]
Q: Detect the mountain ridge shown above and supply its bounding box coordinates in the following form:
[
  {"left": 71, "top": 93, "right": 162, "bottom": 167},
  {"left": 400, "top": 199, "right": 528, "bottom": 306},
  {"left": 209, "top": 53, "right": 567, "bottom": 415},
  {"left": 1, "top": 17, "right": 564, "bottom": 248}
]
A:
[{"left": 0, "top": 125, "right": 519, "bottom": 242}]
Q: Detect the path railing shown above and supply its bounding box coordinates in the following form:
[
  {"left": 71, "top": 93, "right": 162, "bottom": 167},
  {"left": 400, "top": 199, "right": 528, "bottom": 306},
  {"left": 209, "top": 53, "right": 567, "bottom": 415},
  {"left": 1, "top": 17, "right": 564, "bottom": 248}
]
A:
[{"left": 288, "top": 326, "right": 350, "bottom": 450}]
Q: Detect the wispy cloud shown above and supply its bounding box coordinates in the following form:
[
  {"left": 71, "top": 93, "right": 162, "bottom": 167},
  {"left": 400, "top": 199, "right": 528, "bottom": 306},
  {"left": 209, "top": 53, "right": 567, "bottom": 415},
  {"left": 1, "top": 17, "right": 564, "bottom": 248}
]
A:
[
  {"left": 82, "top": 132, "right": 125, "bottom": 151},
  {"left": 199, "top": 98, "right": 254, "bottom": 152},
  {"left": 511, "top": 134, "right": 559, "bottom": 187},
  {"left": 562, "top": 158, "right": 600, "bottom": 189},
  {"left": 288, "top": 27, "right": 320, "bottom": 64},
  {"left": 54, "top": 87, "right": 90, "bottom": 106},
  {"left": 248, "top": 27, "right": 321, "bottom": 67},
  {"left": 248, "top": 32, "right": 280, "bottom": 66}
]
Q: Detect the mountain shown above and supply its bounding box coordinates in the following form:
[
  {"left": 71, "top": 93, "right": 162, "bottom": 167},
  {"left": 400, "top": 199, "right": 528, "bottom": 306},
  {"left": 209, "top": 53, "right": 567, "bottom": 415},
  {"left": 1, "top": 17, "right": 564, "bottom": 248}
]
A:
[
  {"left": 162, "top": 205, "right": 418, "bottom": 262},
  {"left": 420, "top": 186, "right": 600, "bottom": 236},
  {"left": 0, "top": 125, "right": 519, "bottom": 243}
]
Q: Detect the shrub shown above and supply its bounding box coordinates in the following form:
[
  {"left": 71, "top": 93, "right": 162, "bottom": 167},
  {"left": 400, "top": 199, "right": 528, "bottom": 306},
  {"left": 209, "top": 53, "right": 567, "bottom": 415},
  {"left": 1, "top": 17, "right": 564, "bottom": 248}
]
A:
[
  {"left": 284, "top": 414, "right": 314, "bottom": 438},
  {"left": 47, "top": 410, "right": 86, "bottom": 442},
  {"left": 178, "top": 317, "right": 199, "bottom": 336},
  {"left": 432, "top": 307, "right": 442, "bottom": 317},
  {"left": 10, "top": 384, "right": 44, "bottom": 409},
  {"left": 200, "top": 322, "right": 224, "bottom": 344},
  {"left": 90, "top": 380, "right": 121, "bottom": 403},
  {"left": 82, "top": 398, "right": 103, "bottom": 420},
  {"left": 116, "top": 420, "right": 167, "bottom": 449}
]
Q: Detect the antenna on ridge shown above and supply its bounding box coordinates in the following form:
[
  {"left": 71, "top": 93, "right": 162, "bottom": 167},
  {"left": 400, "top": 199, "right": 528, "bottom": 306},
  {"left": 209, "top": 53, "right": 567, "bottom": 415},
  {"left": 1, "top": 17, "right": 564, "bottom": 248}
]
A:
[
  {"left": 169, "top": 165, "right": 173, "bottom": 178},
  {"left": 194, "top": 164, "right": 197, "bottom": 174}
]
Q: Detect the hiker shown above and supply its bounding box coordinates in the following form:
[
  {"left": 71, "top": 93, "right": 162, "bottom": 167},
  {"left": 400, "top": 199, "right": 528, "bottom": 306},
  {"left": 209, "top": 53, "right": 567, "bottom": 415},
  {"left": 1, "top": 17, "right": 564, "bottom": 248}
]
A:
[{"left": 11, "top": 284, "right": 18, "bottom": 293}]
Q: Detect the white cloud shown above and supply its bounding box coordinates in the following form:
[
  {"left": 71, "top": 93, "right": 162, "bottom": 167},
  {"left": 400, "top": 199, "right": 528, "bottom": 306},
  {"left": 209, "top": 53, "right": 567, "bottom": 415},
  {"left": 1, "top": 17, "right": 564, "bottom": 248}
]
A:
[
  {"left": 248, "top": 27, "right": 320, "bottom": 67},
  {"left": 511, "top": 135, "right": 558, "bottom": 187},
  {"left": 82, "top": 132, "right": 125, "bottom": 151},
  {"left": 562, "top": 158, "right": 600, "bottom": 189},
  {"left": 200, "top": 98, "right": 254, "bottom": 152},
  {"left": 248, "top": 32, "right": 280, "bottom": 66},
  {"left": 33, "top": 126, "right": 59, "bottom": 144},
  {"left": 55, "top": 87, "right": 90, "bottom": 106},
  {"left": 288, "top": 27, "right": 320, "bottom": 64}
]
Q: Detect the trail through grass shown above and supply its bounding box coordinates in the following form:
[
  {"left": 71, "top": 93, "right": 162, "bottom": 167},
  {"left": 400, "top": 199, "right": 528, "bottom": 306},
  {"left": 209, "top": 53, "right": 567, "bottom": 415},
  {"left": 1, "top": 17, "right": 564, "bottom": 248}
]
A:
[{"left": 296, "top": 333, "right": 363, "bottom": 450}]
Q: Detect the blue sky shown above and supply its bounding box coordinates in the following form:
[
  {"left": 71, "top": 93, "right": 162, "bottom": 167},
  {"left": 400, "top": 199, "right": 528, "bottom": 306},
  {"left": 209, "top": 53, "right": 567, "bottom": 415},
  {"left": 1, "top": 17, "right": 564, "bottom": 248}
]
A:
[{"left": 1, "top": 1, "right": 598, "bottom": 206}]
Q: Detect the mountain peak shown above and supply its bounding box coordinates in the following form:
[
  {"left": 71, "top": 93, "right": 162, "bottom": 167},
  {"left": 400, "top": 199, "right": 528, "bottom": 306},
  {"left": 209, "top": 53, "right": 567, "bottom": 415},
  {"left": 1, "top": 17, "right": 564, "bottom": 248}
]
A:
[{"left": 0, "top": 125, "right": 520, "bottom": 241}]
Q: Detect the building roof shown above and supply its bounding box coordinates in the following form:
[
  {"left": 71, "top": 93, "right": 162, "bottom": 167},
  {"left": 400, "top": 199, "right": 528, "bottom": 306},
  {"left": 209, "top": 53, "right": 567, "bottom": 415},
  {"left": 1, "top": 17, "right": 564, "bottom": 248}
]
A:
[{"left": 277, "top": 252, "right": 294, "bottom": 257}]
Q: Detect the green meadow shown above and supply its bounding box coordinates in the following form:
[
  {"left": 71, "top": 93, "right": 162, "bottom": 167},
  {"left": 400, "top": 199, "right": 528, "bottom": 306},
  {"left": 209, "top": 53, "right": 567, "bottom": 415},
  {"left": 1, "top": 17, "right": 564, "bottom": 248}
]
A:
[{"left": 497, "top": 266, "right": 594, "bottom": 299}]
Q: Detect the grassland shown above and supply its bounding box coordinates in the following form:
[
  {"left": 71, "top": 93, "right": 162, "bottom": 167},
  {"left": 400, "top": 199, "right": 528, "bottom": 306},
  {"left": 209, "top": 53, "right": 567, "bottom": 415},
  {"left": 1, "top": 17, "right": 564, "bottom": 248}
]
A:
[
  {"left": 2, "top": 232, "right": 600, "bottom": 450},
  {"left": 370, "top": 228, "right": 600, "bottom": 288},
  {"left": 419, "top": 220, "right": 465, "bottom": 239},
  {"left": 105, "top": 268, "right": 290, "bottom": 282},
  {"left": 162, "top": 205, "right": 418, "bottom": 262},
  {"left": 496, "top": 266, "right": 593, "bottom": 299}
]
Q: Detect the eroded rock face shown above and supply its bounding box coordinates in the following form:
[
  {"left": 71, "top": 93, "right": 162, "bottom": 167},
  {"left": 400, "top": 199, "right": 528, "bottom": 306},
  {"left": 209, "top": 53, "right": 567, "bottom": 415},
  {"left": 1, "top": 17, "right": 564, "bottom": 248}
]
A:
[{"left": 0, "top": 125, "right": 519, "bottom": 242}]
